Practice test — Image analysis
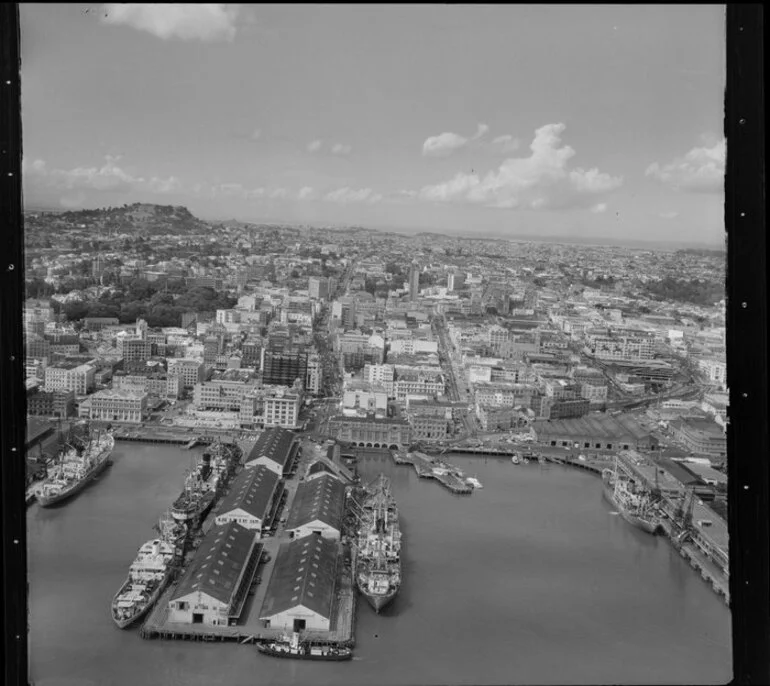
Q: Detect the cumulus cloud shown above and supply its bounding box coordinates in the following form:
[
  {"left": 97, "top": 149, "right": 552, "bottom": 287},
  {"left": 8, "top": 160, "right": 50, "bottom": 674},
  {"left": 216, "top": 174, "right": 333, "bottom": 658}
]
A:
[
  {"left": 102, "top": 4, "right": 240, "bottom": 42},
  {"left": 422, "top": 132, "right": 469, "bottom": 157},
  {"left": 297, "top": 186, "right": 317, "bottom": 200},
  {"left": 645, "top": 138, "right": 725, "bottom": 193},
  {"left": 418, "top": 123, "right": 623, "bottom": 211},
  {"left": 590, "top": 203, "right": 607, "bottom": 214},
  {"left": 307, "top": 140, "right": 323, "bottom": 153},
  {"left": 331, "top": 143, "right": 352, "bottom": 156},
  {"left": 323, "top": 187, "right": 382, "bottom": 205},
  {"left": 490, "top": 134, "right": 520, "bottom": 154},
  {"left": 23, "top": 156, "right": 185, "bottom": 198}
]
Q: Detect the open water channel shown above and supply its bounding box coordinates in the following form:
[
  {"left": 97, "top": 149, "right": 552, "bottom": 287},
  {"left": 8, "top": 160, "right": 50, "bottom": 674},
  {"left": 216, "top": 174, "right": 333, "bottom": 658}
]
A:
[{"left": 28, "top": 443, "right": 731, "bottom": 685}]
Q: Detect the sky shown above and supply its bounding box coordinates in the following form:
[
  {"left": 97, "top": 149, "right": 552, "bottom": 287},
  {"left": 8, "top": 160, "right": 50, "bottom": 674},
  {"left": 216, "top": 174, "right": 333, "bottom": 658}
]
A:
[{"left": 19, "top": 4, "right": 726, "bottom": 245}]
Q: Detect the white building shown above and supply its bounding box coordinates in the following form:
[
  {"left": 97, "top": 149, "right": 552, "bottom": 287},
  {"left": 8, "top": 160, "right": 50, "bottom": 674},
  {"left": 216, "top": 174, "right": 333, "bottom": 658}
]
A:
[
  {"left": 84, "top": 389, "right": 148, "bottom": 424},
  {"left": 263, "top": 389, "right": 301, "bottom": 429},
  {"left": 44, "top": 362, "right": 96, "bottom": 395}
]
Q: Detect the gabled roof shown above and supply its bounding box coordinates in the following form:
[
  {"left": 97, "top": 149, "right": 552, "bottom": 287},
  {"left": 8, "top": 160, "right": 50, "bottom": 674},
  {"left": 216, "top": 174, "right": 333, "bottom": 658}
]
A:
[
  {"left": 285, "top": 473, "right": 346, "bottom": 531},
  {"left": 246, "top": 428, "right": 297, "bottom": 469},
  {"left": 171, "top": 521, "right": 259, "bottom": 607},
  {"left": 260, "top": 536, "right": 338, "bottom": 620},
  {"left": 216, "top": 465, "right": 280, "bottom": 520}
]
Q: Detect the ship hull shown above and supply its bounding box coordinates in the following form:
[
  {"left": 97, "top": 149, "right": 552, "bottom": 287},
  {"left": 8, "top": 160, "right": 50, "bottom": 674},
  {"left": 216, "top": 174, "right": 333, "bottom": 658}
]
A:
[
  {"left": 602, "top": 483, "right": 661, "bottom": 535},
  {"left": 358, "top": 584, "right": 399, "bottom": 613},
  {"left": 37, "top": 454, "right": 112, "bottom": 508},
  {"left": 111, "top": 570, "right": 172, "bottom": 629},
  {"left": 170, "top": 491, "right": 215, "bottom": 523},
  {"left": 256, "top": 644, "right": 352, "bottom": 661}
]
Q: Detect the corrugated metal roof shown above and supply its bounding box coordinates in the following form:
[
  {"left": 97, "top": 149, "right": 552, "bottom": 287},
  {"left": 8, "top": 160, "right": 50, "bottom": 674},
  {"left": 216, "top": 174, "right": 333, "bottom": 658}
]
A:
[
  {"left": 246, "top": 428, "right": 297, "bottom": 469},
  {"left": 171, "top": 522, "right": 259, "bottom": 607},
  {"left": 260, "top": 536, "right": 338, "bottom": 621},
  {"left": 533, "top": 414, "right": 650, "bottom": 442},
  {"left": 216, "top": 465, "right": 281, "bottom": 520},
  {"left": 285, "top": 473, "right": 346, "bottom": 531}
]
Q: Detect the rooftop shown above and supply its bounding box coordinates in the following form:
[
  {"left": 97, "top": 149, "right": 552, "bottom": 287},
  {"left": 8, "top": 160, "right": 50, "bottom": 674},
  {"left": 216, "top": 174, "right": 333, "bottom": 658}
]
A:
[
  {"left": 171, "top": 521, "right": 259, "bottom": 607},
  {"left": 247, "top": 428, "right": 298, "bottom": 468},
  {"left": 532, "top": 414, "right": 651, "bottom": 441},
  {"left": 217, "top": 465, "right": 281, "bottom": 520},
  {"left": 259, "top": 535, "right": 338, "bottom": 621},
  {"left": 285, "top": 473, "right": 346, "bottom": 531}
]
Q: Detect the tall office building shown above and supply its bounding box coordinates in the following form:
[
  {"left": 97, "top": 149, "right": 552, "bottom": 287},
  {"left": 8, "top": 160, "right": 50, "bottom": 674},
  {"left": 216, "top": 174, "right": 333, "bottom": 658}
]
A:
[{"left": 408, "top": 261, "right": 420, "bottom": 302}]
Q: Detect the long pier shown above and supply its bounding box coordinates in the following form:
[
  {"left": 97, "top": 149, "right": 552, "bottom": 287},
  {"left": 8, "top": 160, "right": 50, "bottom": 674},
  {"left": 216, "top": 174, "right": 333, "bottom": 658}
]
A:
[{"left": 399, "top": 451, "right": 473, "bottom": 494}]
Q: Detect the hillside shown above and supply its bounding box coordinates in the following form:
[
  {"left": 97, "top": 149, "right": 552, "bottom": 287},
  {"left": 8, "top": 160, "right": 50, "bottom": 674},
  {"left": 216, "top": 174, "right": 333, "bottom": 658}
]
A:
[{"left": 26, "top": 203, "right": 210, "bottom": 236}]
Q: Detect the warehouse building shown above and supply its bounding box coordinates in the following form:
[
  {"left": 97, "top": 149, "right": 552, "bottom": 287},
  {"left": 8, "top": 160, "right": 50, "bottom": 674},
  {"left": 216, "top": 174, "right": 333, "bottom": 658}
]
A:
[
  {"left": 214, "top": 465, "right": 282, "bottom": 534},
  {"left": 244, "top": 427, "right": 299, "bottom": 476},
  {"left": 259, "top": 535, "right": 339, "bottom": 633},
  {"left": 531, "top": 413, "right": 657, "bottom": 452},
  {"left": 285, "top": 473, "right": 346, "bottom": 541},
  {"left": 167, "top": 522, "right": 262, "bottom": 626}
]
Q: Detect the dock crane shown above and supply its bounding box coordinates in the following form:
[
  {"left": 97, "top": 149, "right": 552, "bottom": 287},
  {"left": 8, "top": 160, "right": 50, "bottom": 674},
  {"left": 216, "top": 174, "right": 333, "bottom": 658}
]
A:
[{"left": 673, "top": 487, "right": 697, "bottom": 544}]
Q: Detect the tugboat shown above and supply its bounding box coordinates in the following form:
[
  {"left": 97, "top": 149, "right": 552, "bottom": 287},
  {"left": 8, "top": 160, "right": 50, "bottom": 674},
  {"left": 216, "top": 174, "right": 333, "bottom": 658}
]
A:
[
  {"left": 37, "top": 426, "right": 114, "bottom": 507},
  {"left": 111, "top": 512, "right": 180, "bottom": 628},
  {"left": 602, "top": 457, "right": 663, "bottom": 535},
  {"left": 355, "top": 474, "right": 402, "bottom": 613},
  {"left": 257, "top": 633, "right": 352, "bottom": 661}
]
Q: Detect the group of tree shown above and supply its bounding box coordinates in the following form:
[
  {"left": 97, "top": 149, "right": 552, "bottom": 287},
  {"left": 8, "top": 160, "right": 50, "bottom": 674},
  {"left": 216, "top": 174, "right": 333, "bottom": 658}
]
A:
[
  {"left": 643, "top": 277, "right": 724, "bottom": 307},
  {"left": 58, "top": 279, "right": 237, "bottom": 328}
]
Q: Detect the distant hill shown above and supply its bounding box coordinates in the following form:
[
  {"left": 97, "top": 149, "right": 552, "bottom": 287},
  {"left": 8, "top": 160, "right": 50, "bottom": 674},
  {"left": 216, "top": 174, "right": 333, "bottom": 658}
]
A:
[{"left": 27, "top": 203, "right": 210, "bottom": 235}]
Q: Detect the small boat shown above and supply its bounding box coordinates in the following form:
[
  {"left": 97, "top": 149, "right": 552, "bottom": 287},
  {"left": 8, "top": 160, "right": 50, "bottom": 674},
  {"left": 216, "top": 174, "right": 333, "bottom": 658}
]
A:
[
  {"left": 511, "top": 454, "right": 520, "bottom": 465},
  {"left": 465, "top": 476, "right": 483, "bottom": 489},
  {"left": 257, "top": 633, "right": 352, "bottom": 661}
]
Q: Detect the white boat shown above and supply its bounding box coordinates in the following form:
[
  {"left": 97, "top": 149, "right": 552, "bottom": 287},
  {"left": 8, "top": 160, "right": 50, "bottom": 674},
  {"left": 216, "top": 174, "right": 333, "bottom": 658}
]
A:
[
  {"left": 511, "top": 454, "right": 520, "bottom": 465},
  {"left": 465, "top": 476, "right": 483, "bottom": 489}
]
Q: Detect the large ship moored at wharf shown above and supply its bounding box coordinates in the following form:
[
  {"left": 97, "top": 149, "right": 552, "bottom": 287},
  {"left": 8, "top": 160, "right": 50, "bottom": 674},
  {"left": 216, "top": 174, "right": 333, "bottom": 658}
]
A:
[{"left": 355, "top": 473, "right": 402, "bottom": 613}]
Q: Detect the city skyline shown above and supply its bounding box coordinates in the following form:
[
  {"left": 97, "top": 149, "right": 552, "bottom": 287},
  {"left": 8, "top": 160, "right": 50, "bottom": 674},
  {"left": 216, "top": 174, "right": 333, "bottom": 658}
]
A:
[{"left": 20, "top": 4, "right": 725, "bottom": 244}]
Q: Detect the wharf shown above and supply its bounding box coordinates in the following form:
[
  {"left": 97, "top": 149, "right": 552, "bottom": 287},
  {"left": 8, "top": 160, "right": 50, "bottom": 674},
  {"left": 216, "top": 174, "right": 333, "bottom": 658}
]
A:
[
  {"left": 140, "top": 437, "right": 356, "bottom": 648},
  {"left": 407, "top": 452, "right": 473, "bottom": 494}
]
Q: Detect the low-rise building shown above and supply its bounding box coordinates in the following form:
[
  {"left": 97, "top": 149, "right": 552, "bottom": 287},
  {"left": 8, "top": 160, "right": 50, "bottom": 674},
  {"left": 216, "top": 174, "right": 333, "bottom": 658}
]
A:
[
  {"left": 244, "top": 427, "right": 299, "bottom": 476},
  {"left": 82, "top": 389, "right": 148, "bottom": 424},
  {"left": 214, "top": 465, "right": 282, "bottom": 534},
  {"left": 327, "top": 413, "right": 411, "bottom": 449},
  {"left": 670, "top": 418, "right": 727, "bottom": 458},
  {"left": 285, "top": 473, "right": 346, "bottom": 541},
  {"left": 259, "top": 535, "right": 339, "bottom": 633},
  {"left": 167, "top": 522, "right": 262, "bottom": 626}
]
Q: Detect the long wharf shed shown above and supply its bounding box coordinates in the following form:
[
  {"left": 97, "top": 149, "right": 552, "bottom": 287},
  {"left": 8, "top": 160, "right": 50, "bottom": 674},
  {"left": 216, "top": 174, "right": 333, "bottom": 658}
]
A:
[
  {"left": 259, "top": 535, "right": 339, "bottom": 633},
  {"left": 244, "top": 427, "right": 299, "bottom": 476},
  {"left": 531, "top": 414, "right": 657, "bottom": 452},
  {"left": 214, "top": 464, "right": 282, "bottom": 533},
  {"left": 285, "top": 473, "right": 347, "bottom": 541},
  {"left": 168, "top": 521, "right": 262, "bottom": 626}
]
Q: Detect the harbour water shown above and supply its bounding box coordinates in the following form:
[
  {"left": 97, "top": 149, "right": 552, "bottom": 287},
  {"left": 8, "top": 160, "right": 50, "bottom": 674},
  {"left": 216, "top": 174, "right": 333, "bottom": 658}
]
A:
[{"left": 28, "top": 445, "right": 732, "bottom": 685}]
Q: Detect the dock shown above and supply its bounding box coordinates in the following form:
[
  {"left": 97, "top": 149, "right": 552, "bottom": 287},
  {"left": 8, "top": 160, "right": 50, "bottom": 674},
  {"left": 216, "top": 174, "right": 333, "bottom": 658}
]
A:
[
  {"left": 140, "top": 436, "right": 357, "bottom": 648},
  {"left": 403, "top": 452, "right": 473, "bottom": 494}
]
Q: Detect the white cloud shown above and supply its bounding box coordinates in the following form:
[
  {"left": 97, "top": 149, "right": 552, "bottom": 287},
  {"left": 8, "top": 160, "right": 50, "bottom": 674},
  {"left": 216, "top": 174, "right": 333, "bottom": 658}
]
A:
[
  {"left": 490, "top": 134, "right": 520, "bottom": 154},
  {"left": 645, "top": 139, "right": 725, "bottom": 193},
  {"left": 422, "top": 132, "right": 470, "bottom": 157},
  {"left": 472, "top": 123, "right": 489, "bottom": 140},
  {"left": 418, "top": 123, "right": 622, "bottom": 211},
  {"left": 102, "top": 4, "right": 240, "bottom": 42},
  {"left": 268, "top": 188, "right": 289, "bottom": 199},
  {"left": 323, "top": 187, "right": 382, "bottom": 205},
  {"left": 331, "top": 143, "right": 352, "bottom": 156},
  {"left": 24, "top": 156, "right": 184, "bottom": 196},
  {"left": 297, "top": 186, "right": 317, "bottom": 200},
  {"left": 250, "top": 129, "right": 262, "bottom": 141},
  {"left": 307, "top": 139, "right": 323, "bottom": 153},
  {"left": 590, "top": 203, "right": 608, "bottom": 214},
  {"left": 660, "top": 211, "right": 680, "bottom": 220}
]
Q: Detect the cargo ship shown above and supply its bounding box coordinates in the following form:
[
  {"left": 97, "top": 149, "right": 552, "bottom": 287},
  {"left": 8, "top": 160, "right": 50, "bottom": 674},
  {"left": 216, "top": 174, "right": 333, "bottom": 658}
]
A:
[
  {"left": 111, "top": 513, "right": 180, "bottom": 629},
  {"left": 169, "top": 449, "right": 228, "bottom": 523},
  {"left": 257, "top": 633, "right": 352, "bottom": 661},
  {"left": 36, "top": 428, "right": 114, "bottom": 508},
  {"left": 602, "top": 458, "right": 662, "bottom": 535},
  {"left": 355, "top": 474, "right": 402, "bottom": 613}
]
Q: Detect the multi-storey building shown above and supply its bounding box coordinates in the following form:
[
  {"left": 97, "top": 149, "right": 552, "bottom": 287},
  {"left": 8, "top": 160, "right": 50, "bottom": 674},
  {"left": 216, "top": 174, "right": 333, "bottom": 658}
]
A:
[
  {"left": 82, "top": 389, "right": 148, "bottom": 424},
  {"left": 308, "top": 276, "right": 331, "bottom": 300},
  {"left": 540, "top": 397, "right": 590, "bottom": 420},
  {"left": 241, "top": 340, "right": 262, "bottom": 369},
  {"left": 327, "top": 413, "right": 411, "bottom": 449},
  {"left": 26, "top": 389, "right": 76, "bottom": 418},
  {"left": 261, "top": 344, "right": 308, "bottom": 388},
  {"left": 670, "top": 418, "right": 727, "bottom": 458},
  {"left": 193, "top": 378, "right": 259, "bottom": 412},
  {"left": 408, "top": 414, "right": 450, "bottom": 442},
  {"left": 393, "top": 373, "right": 444, "bottom": 402},
  {"left": 584, "top": 328, "right": 655, "bottom": 361},
  {"left": 44, "top": 361, "right": 96, "bottom": 395},
  {"left": 167, "top": 359, "right": 206, "bottom": 389},
  {"left": 117, "top": 335, "right": 152, "bottom": 362},
  {"left": 262, "top": 388, "right": 301, "bottom": 429}
]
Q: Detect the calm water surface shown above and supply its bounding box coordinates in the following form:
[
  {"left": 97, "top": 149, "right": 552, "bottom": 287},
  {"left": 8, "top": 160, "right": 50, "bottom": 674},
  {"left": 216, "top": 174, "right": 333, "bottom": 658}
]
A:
[{"left": 28, "top": 446, "right": 732, "bottom": 685}]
